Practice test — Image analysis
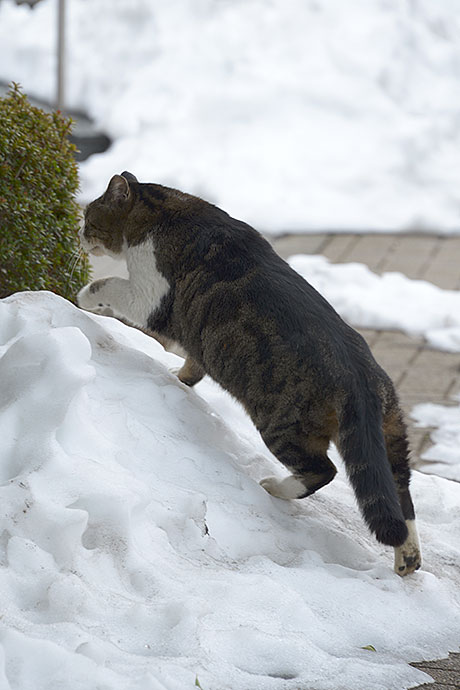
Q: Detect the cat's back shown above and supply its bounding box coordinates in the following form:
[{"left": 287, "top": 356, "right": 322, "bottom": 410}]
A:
[
  {"left": 181, "top": 204, "right": 349, "bottom": 339},
  {"left": 165, "top": 201, "right": 372, "bottom": 376}
]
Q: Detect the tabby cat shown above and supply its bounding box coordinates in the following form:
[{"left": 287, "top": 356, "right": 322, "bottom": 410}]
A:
[{"left": 77, "top": 172, "right": 422, "bottom": 576}]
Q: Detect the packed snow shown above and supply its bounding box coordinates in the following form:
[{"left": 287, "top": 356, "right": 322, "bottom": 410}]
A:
[
  {"left": 1, "top": 290, "right": 460, "bottom": 690},
  {"left": 2, "top": 0, "right": 460, "bottom": 232}
]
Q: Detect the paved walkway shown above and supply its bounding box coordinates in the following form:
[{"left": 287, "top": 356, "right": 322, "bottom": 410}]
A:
[{"left": 271, "top": 233, "right": 460, "bottom": 690}]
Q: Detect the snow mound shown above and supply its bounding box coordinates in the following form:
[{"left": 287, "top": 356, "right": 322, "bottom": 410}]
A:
[{"left": 1, "top": 291, "right": 460, "bottom": 690}]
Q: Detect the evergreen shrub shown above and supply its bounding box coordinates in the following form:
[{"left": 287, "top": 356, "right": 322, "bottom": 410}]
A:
[{"left": 0, "top": 83, "right": 90, "bottom": 300}]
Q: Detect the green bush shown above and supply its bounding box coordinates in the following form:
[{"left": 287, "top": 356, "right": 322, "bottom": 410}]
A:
[{"left": 0, "top": 83, "right": 91, "bottom": 300}]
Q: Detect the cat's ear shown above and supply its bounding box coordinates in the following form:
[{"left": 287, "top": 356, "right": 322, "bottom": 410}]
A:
[
  {"left": 104, "top": 174, "right": 131, "bottom": 206},
  {"left": 121, "top": 171, "right": 138, "bottom": 184}
]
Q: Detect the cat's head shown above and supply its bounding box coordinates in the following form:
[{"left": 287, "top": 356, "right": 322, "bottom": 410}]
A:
[{"left": 80, "top": 172, "right": 138, "bottom": 258}]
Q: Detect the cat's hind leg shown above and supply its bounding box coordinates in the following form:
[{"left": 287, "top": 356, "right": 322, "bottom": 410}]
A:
[
  {"left": 259, "top": 421, "right": 337, "bottom": 499},
  {"left": 153, "top": 336, "right": 205, "bottom": 386},
  {"left": 177, "top": 357, "right": 205, "bottom": 387},
  {"left": 383, "top": 408, "right": 422, "bottom": 576}
]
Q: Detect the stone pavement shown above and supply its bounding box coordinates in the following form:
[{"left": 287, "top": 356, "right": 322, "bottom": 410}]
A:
[{"left": 270, "top": 233, "right": 460, "bottom": 690}]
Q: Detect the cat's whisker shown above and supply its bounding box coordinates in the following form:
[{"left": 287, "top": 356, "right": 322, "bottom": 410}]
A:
[
  {"left": 68, "top": 247, "right": 84, "bottom": 284},
  {"left": 67, "top": 246, "right": 81, "bottom": 266},
  {"left": 69, "top": 248, "right": 80, "bottom": 274}
]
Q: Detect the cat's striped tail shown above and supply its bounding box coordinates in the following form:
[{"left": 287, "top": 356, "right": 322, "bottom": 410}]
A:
[{"left": 337, "top": 385, "right": 408, "bottom": 547}]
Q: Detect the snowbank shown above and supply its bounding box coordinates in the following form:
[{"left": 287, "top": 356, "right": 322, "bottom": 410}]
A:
[
  {"left": 1, "top": 291, "right": 459, "bottom": 690},
  {"left": 1, "top": 0, "right": 460, "bottom": 232}
]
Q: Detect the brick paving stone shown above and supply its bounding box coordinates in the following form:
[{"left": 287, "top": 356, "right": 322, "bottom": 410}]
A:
[
  {"left": 447, "top": 371, "right": 460, "bottom": 399},
  {"left": 355, "top": 327, "right": 380, "bottom": 347},
  {"left": 423, "top": 238, "right": 460, "bottom": 289},
  {"left": 343, "top": 234, "right": 397, "bottom": 272},
  {"left": 272, "top": 233, "right": 327, "bottom": 259},
  {"left": 369, "top": 331, "right": 422, "bottom": 386},
  {"left": 320, "top": 234, "right": 360, "bottom": 262},
  {"left": 380, "top": 235, "right": 441, "bottom": 279},
  {"left": 398, "top": 349, "right": 460, "bottom": 400}
]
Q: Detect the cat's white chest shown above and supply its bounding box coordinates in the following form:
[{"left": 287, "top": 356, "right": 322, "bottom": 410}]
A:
[
  {"left": 125, "top": 238, "right": 170, "bottom": 324},
  {"left": 77, "top": 238, "right": 170, "bottom": 327}
]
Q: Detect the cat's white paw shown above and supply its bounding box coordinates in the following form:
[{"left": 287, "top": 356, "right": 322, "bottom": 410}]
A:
[{"left": 259, "top": 475, "right": 307, "bottom": 500}]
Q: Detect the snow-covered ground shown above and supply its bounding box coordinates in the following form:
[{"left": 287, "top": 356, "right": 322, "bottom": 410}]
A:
[
  {"left": 1, "top": 290, "right": 460, "bottom": 690},
  {"left": 2, "top": 0, "right": 460, "bottom": 232}
]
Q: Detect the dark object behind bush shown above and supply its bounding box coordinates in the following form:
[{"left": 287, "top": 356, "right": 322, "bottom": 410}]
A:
[{"left": 0, "top": 83, "right": 90, "bottom": 300}]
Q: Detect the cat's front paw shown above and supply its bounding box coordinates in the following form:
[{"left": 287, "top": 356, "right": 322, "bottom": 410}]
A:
[{"left": 77, "top": 281, "right": 113, "bottom": 316}]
